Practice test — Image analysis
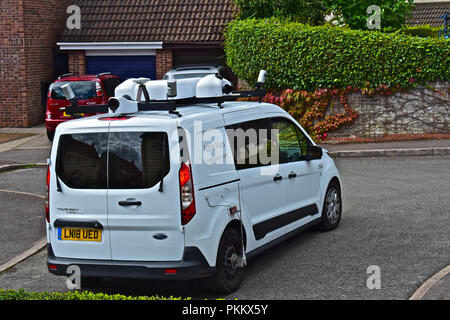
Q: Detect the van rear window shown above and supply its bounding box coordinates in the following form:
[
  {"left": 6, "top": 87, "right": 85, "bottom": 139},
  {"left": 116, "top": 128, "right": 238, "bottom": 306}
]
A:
[
  {"left": 108, "top": 132, "right": 170, "bottom": 189},
  {"left": 56, "top": 133, "right": 108, "bottom": 189},
  {"left": 56, "top": 132, "right": 170, "bottom": 189}
]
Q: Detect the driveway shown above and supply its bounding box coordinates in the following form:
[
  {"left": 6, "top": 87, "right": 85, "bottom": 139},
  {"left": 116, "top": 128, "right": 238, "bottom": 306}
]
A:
[{"left": 0, "top": 155, "right": 448, "bottom": 299}]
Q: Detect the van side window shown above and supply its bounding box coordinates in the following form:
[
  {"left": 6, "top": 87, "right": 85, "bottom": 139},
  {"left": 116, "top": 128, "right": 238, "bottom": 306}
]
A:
[
  {"left": 56, "top": 133, "right": 108, "bottom": 189},
  {"left": 226, "top": 118, "right": 272, "bottom": 170},
  {"left": 271, "top": 117, "right": 310, "bottom": 163},
  {"left": 108, "top": 132, "right": 170, "bottom": 189}
]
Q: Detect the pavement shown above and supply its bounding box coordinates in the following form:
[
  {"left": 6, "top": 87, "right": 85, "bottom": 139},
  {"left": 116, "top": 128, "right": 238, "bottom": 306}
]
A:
[{"left": 0, "top": 123, "right": 448, "bottom": 300}]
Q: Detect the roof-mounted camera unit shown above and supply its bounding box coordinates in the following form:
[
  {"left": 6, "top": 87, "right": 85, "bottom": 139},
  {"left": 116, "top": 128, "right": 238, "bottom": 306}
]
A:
[{"left": 61, "top": 70, "right": 268, "bottom": 117}]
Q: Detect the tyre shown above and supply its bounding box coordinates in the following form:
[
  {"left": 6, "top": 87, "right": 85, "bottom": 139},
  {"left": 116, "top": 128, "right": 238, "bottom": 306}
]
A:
[
  {"left": 318, "top": 181, "right": 342, "bottom": 231},
  {"left": 47, "top": 131, "right": 54, "bottom": 141},
  {"left": 207, "top": 228, "right": 244, "bottom": 294}
]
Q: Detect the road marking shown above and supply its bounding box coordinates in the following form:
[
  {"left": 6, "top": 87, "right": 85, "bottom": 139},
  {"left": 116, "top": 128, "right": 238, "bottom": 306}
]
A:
[
  {"left": 409, "top": 265, "right": 450, "bottom": 300},
  {"left": 0, "top": 189, "right": 46, "bottom": 199},
  {"left": 0, "top": 135, "right": 40, "bottom": 153},
  {"left": 0, "top": 237, "right": 47, "bottom": 273}
]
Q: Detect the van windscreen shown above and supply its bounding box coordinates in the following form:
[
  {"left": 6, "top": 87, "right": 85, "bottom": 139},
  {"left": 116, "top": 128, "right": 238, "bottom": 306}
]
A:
[{"left": 56, "top": 132, "right": 170, "bottom": 189}]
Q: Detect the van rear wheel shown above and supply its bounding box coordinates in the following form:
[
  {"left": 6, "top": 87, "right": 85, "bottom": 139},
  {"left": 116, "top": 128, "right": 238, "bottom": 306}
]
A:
[{"left": 207, "top": 228, "right": 244, "bottom": 294}]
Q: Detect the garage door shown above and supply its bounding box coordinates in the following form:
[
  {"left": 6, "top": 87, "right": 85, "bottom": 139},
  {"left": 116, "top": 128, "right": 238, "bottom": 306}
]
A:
[{"left": 86, "top": 56, "right": 157, "bottom": 80}]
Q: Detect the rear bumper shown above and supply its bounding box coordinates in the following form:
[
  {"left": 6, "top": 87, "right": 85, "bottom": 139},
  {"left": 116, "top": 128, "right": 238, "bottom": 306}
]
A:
[{"left": 47, "top": 244, "right": 215, "bottom": 280}]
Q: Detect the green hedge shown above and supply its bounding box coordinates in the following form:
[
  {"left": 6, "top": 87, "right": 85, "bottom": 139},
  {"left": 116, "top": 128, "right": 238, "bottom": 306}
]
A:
[
  {"left": 0, "top": 289, "right": 186, "bottom": 300},
  {"left": 224, "top": 19, "right": 450, "bottom": 91},
  {"left": 384, "top": 25, "right": 443, "bottom": 38}
]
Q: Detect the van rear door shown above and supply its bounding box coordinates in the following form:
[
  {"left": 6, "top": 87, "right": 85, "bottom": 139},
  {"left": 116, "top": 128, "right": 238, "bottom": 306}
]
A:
[
  {"left": 107, "top": 123, "right": 184, "bottom": 261},
  {"left": 51, "top": 129, "right": 111, "bottom": 260}
]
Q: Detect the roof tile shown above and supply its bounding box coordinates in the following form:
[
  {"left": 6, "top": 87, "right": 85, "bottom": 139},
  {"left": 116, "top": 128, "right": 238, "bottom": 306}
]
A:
[{"left": 61, "top": 0, "right": 235, "bottom": 43}]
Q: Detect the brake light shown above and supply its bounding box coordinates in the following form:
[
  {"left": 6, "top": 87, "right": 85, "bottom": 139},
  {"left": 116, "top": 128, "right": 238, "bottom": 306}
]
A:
[
  {"left": 179, "top": 163, "right": 196, "bottom": 225},
  {"left": 45, "top": 166, "right": 50, "bottom": 223},
  {"left": 98, "top": 116, "right": 134, "bottom": 121},
  {"left": 96, "top": 82, "right": 103, "bottom": 97}
]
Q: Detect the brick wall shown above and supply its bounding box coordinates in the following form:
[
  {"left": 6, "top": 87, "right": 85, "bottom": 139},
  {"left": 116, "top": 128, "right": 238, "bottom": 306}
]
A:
[
  {"left": 327, "top": 81, "right": 450, "bottom": 141},
  {"left": 0, "top": 0, "right": 72, "bottom": 127},
  {"left": 156, "top": 49, "right": 173, "bottom": 80},
  {"left": 68, "top": 51, "right": 86, "bottom": 75}
]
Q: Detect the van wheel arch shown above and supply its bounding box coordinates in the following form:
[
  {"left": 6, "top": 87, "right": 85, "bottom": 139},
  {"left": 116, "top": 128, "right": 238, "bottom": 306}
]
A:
[{"left": 223, "top": 219, "right": 247, "bottom": 251}]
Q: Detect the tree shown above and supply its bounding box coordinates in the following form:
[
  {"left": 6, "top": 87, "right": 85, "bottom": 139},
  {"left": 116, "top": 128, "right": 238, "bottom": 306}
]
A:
[
  {"left": 327, "top": 0, "right": 415, "bottom": 30},
  {"left": 234, "top": 0, "right": 330, "bottom": 25}
]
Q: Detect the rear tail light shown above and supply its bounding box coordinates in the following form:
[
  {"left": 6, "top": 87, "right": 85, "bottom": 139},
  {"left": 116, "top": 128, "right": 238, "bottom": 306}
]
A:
[
  {"left": 48, "top": 264, "right": 58, "bottom": 271},
  {"left": 96, "top": 82, "right": 103, "bottom": 97},
  {"left": 179, "top": 163, "right": 196, "bottom": 225},
  {"left": 45, "top": 166, "right": 50, "bottom": 223}
]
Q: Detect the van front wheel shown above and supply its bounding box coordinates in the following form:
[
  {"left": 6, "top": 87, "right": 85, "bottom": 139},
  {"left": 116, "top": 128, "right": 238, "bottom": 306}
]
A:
[{"left": 207, "top": 228, "right": 244, "bottom": 294}]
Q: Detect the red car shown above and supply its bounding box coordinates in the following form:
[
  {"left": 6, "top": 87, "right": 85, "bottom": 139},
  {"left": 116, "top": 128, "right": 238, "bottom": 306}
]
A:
[{"left": 45, "top": 73, "right": 122, "bottom": 140}]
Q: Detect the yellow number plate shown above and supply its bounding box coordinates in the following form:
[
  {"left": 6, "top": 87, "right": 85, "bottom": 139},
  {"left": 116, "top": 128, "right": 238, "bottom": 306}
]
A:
[
  {"left": 63, "top": 112, "right": 84, "bottom": 117},
  {"left": 58, "top": 228, "right": 102, "bottom": 242}
]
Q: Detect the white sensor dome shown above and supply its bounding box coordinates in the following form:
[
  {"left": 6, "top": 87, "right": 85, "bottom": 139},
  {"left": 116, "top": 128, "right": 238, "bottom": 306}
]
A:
[{"left": 196, "top": 75, "right": 224, "bottom": 98}]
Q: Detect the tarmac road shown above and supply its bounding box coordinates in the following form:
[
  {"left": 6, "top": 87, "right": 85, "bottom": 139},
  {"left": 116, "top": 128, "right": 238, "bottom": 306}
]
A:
[{"left": 0, "top": 156, "right": 449, "bottom": 299}]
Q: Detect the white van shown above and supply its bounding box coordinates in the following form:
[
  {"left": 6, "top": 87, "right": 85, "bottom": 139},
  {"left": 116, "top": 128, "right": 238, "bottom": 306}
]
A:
[{"left": 46, "top": 73, "right": 342, "bottom": 293}]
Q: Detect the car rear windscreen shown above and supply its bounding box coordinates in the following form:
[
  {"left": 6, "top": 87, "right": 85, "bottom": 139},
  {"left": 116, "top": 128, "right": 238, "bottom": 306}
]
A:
[
  {"left": 50, "top": 81, "right": 96, "bottom": 100},
  {"left": 56, "top": 132, "right": 170, "bottom": 189}
]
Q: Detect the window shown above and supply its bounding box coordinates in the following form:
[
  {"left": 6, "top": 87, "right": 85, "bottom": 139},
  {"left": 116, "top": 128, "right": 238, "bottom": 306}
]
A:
[
  {"left": 226, "top": 118, "right": 273, "bottom": 170},
  {"left": 50, "top": 81, "right": 96, "bottom": 100},
  {"left": 108, "top": 132, "right": 170, "bottom": 189},
  {"left": 271, "top": 118, "right": 311, "bottom": 163},
  {"left": 56, "top": 132, "right": 170, "bottom": 189},
  {"left": 56, "top": 133, "right": 108, "bottom": 189}
]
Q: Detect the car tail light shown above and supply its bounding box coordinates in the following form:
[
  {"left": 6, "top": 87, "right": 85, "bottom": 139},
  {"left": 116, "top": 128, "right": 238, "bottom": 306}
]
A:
[
  {"left": 96, "top": 82, "right": 103, "bottom": 97},
  {"left": 164, "top": 269, "right": 177, "bottom": 275},
  {"left": 179, "top": 163, "right": 196, "bottom": 225},
  {"left": 45, "top": 166, "right": 50, "bottom": 223}
]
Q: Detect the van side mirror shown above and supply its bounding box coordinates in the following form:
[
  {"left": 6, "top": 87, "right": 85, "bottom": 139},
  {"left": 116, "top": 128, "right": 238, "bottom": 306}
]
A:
[{"left": 308, "top": 145, "right": 323, "bottom": 160}]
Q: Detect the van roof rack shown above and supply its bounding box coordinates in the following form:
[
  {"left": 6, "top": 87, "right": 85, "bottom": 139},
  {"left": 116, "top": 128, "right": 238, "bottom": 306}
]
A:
[
  {"left": 61, "top": 70, "right": 268, "bottom": 118},
  {"left": 62, "top": 88, "right": 266, "bottom": 118}
]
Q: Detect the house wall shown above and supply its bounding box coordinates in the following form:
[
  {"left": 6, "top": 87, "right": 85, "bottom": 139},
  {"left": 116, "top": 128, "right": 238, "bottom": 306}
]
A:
[
  {"left": 327, "top": 82, "right": 450, "bottom": 142},
  {"left": 156, "top": 49, "right": 173, "bottom": 80},
  {"left": 68, "top": 50, "right": 86, "bottom": 75},
  {"left": 0, "top": 0, "right": 72, "bottom": 127}
]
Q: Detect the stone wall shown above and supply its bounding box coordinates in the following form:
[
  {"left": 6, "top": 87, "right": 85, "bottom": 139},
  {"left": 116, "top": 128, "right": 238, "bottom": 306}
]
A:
[{"left": 328, "top": 82, "right": 450, "bottom": 141}]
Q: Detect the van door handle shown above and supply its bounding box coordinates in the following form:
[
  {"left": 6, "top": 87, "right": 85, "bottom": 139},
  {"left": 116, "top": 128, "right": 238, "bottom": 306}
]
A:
[
  {"left": 119, "top": 200, "right": 142, "bottom": 207},
  {"left": 273, "top": 174, "right": 283, "bottom": 182},
  {"left": 288, "top": 172, "right": 297, "bottom": 179}
]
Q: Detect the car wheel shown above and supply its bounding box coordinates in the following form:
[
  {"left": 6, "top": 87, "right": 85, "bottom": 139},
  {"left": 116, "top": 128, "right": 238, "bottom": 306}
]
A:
[
  {"left": 318, "top": 181, "right": 342, "bottom": 231},
  {"left": 47, "top": 131, "right": 54, "bottom": 141},
  {"left": 207, "top": 228, "right": 244, "bottom": 294}
]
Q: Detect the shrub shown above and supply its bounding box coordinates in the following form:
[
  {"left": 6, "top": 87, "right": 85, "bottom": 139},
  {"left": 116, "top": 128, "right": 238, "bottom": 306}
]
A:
[
  {"left": 327, "top": 0, "right": 415, "bottom": 31},
  {"left": 0, "top": 289, "right": 186, "bottom": 300},
  {"left": 233, "top": 0, "right": 330, "bottom": 25},
  {"left": 384, "top": 25, "right": 442, "bottom": 38},
  {"left": 224, "top": 18, "right": 450, "bottom": 92}
]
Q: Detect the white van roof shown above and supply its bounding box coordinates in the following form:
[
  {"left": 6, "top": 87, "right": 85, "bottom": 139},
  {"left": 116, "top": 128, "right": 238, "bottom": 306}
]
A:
[{"left": 56, "top": 101, "right": 283, "bottom": 133}]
